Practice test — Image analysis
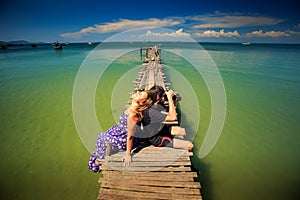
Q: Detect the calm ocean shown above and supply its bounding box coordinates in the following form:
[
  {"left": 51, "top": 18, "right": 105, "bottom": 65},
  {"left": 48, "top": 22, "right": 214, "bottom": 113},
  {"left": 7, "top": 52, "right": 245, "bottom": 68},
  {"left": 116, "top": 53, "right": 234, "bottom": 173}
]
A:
[{"left": 0, "top": 42, "right": 299, "bottom": 200}]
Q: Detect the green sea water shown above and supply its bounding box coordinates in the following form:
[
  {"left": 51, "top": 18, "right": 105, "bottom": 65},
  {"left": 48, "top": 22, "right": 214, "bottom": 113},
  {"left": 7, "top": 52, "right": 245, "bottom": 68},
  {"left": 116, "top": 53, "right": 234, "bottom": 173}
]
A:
[{"left": 0, "top": 42, "right": 299, "bottom": 200}]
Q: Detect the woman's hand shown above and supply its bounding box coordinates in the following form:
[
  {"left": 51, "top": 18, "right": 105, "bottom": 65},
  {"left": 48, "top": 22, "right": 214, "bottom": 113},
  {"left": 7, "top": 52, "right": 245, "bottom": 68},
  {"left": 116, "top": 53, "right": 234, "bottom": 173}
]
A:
[
  {"left": 166, "top": 90, "right": 175, "bottom": 100},
  {"left": 123, "top": 153, "right": 132, "bottom": 167},
  {"left": 165, "top": 90, "right": 177, "bottom": 121}
]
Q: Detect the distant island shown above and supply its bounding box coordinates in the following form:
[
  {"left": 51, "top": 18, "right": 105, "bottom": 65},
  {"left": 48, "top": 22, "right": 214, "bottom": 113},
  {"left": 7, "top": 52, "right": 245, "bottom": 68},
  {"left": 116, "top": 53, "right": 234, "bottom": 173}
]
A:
[
  {"left": 0, "top": 40, "right": 100, "bottom": 50},
  {"left": 1, "top": 40, "right": 53, "bottom": 50},
  {"left": 0, "top": 40, "right": 47, "bottom": 45}
]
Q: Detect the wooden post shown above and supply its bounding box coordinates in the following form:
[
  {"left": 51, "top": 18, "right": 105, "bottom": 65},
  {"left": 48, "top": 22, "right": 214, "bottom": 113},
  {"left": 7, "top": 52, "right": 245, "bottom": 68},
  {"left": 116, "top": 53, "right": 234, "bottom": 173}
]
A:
[{"left": 105, "top": 142, "right": 112, "bottom": 157}]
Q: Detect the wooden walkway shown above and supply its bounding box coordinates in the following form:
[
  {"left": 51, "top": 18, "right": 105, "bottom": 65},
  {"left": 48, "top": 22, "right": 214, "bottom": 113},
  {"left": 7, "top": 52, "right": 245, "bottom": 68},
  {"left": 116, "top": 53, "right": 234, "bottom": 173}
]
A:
[
  {"left": 98, "top": 147, "right": 201, "bottom": 200},
  {"left": 97, "top": 46, "right": 202, "bottom": 200},
  {"left": 133, "top": 45, "right": 168, "bottom": 92}
]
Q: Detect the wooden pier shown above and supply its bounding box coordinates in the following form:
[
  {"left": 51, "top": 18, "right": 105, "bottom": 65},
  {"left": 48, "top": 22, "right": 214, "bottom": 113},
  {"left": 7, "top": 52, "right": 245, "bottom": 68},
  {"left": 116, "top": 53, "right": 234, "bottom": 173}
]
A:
[
  {"left": 97, "top": 46, "right": 202, "bottom": 200},
  {"left": 134, "top": 45, "right": 166, "bottom": 92}
]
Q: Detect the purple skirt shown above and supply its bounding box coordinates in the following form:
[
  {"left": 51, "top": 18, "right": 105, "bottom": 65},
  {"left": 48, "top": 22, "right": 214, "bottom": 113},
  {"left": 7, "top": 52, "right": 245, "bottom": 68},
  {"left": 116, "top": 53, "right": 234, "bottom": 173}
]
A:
[{"left": 88, "top": 113, "right": 128, "bottom": 172}]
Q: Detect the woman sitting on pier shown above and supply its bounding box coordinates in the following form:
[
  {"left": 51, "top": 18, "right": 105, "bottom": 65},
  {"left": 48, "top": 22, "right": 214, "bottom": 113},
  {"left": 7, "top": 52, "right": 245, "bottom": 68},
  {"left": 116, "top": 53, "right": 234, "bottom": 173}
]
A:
[
  {"left": 88, "top": 86, "right": 193, "bottom": 172},
  {"left": 123, "top": 86, "right": 194, "bottom": 166}
]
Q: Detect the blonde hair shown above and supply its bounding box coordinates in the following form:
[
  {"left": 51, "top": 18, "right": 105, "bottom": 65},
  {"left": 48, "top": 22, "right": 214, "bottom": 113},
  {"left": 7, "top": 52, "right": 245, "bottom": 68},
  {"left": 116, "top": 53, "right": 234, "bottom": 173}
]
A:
[{"left": 128, "top": 91, "right": 152, "bottom": 121}]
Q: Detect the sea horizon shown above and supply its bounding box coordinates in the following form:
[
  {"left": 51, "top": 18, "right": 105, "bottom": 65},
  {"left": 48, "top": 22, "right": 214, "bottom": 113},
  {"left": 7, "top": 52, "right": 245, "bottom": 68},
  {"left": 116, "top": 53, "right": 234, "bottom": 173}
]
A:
[{"left": 1, "top": 40, "right": 300, "bottom": 45}]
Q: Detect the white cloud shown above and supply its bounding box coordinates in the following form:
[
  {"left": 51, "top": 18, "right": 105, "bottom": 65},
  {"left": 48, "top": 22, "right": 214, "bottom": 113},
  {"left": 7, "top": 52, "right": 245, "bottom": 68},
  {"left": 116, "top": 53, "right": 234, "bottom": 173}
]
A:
[
  {"left": 145, "top": 28, "right": 191, "bottom": 38},
  {"left": 94, "top": 18, "right": 181, "bottom": 33},
  {"left": 245, "top": 30, "right": 290, "bottom": 37},
  {"left": 61, "top": 18, "right": 182, "bottom": 39},
  {"left": 191, "top": 15, "right": 283, "bottom": 29},
  {"left": 60, "top": 26, "right": 96, "bottom": 39},
  {"left": 193, "top": 29, "right": 240, "bottom": 38},
  {"left": 286, "top": 30, "right": 300, "bottom": 36}
]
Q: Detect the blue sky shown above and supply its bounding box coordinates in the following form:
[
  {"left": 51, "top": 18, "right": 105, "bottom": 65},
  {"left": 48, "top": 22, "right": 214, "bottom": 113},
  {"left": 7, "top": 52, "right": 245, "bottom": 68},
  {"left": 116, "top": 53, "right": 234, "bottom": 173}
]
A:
[{"left": 1, "top": 0, "right": 299, "bottom": 43}]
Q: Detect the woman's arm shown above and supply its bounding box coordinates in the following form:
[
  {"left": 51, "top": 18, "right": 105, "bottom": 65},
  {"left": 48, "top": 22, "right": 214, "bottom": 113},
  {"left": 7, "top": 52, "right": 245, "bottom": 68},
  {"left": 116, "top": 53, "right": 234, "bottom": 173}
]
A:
[
  {"left": 123, "top": 114, "right": 137, "bottom": 166},
  {"left": 165, "top": 90, "right": 177, "bottom": 121}
]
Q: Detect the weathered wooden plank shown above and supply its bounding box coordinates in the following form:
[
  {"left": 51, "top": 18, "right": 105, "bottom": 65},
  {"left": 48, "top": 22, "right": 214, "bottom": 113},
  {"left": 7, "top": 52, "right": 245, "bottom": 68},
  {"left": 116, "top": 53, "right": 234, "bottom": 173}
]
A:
[
  {"left": 99, "top": 188, "right": 171, "bottom": 199},
  {"left": 103, "top": 160, "right": 191, "bottom": 167},
  {"left": 104, "top": 158, "right": 191, "bottom": 163},
  {"left": 101, "top": 170, "right": 199, "bottom": 178},
  {"left": 101, "top": 165, "right": 191, "bottom": 172},
  {"left": 98, "top": 194, "right": 168, "bottom": 200},
  {"left": 139, "top": 146, "right": 181, "bottom": 151},
  {"left": 104, "top": 156, "right": 188, "bottom": 163},
  {"left": 113, "top": 146, "right": 189, "bottom": 154},
  {"left": 106, "top": 151, "right": 191, "bottom": 158},
  {"left": 103, "top": 150, "right": 192, "bottom": 161},
  {"left": 99, "top": 188, "right": 202, "bottom": 200},
  {"left": 105, "top": 153, "right": 191, "bottom": 161},
  {"left": 171, "top": 194, "right": 202, "bottom": 200},
  {"left": 103, "top": 163, "right": 191, "bottom": 168},
  {"left": 98, "top": 193, "right": 133, "bottom": 200},
  {"left": 102, "top": 174, "right": 196, "bottom": 182},
  {"left": 99, "top": 178, "right": 201, "bottom": 188},
  {"left": 129, "top": 153, "right": 191, "bottom": 158},
  {"left": 103, "top": 153, "right": 190, "bottom": 162},
  {"left": 99, "top": 182, "right": 201, "bottom": 195},
  {"left": 129, "top": 153, "right": 190, "bottom": 158},
  {"left": 136, "top": 146, "right": 188, "bottom": 153}
]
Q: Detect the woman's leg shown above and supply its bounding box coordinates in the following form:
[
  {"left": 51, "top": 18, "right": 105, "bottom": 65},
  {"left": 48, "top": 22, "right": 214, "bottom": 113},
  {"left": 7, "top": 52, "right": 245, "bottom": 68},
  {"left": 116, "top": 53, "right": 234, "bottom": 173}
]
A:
[{"left": 173, "top": 138, "right": 193, "bottom": 150}]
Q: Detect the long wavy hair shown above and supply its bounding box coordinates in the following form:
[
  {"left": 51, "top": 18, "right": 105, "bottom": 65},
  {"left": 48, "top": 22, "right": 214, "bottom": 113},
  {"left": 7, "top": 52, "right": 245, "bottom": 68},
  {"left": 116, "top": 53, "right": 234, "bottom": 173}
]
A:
[{"left": 128, "top": 91, "right": 152, "bottom": 121}]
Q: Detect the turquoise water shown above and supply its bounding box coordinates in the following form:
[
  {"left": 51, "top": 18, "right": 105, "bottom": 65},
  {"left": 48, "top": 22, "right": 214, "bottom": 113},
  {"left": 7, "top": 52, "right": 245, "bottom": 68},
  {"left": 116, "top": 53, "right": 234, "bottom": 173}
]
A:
[{"left": 0, "top": 42, "right": 299, "bottom": 200}]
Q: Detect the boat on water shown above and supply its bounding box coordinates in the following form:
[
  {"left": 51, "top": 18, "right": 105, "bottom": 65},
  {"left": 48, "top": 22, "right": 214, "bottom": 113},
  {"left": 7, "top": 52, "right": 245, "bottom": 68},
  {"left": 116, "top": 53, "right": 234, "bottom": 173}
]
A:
[
  {"left": 53, "top": 41, "right": 63, "bottom": 50},
  {"left": 242, "top": 41, "right": 251, "bottom": 45},
  {"left": 88, "top": 41, "right": 92, "bottom": 46}
]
